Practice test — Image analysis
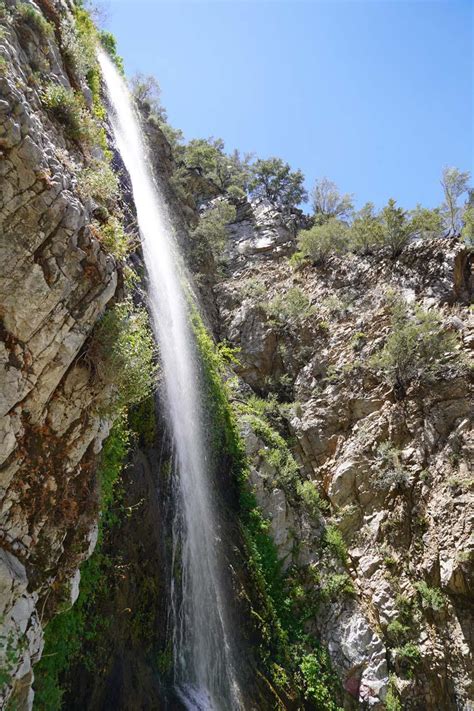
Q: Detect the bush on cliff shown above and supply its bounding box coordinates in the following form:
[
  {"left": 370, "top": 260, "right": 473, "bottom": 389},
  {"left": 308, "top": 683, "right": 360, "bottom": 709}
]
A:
[
  {"left": 297, "top": 218, "right": 350, "bottom": 264},
  {"left": 192, "top": 200, "right": 236, "bottom": 259},
  {"left": 42, "top": 83, "right": 102, "bottom": 147},
  {"left": 249, "top": 157, "right": 307, "bottom": 210},
  {"left": 370, "top": 297, "right": 460, "bottom": 396},
  {"left": 89, "top": 299, "right": 157, "bottom": 409}
]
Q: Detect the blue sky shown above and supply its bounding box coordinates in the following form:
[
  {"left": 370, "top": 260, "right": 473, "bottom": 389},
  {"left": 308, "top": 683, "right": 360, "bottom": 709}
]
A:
[{"left": 103, "top": 0, "right": 473, "bottom": 210}]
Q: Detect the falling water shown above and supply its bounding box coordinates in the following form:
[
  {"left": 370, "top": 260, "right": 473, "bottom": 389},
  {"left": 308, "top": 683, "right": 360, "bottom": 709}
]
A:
[{"left": 98, "top": 51, "right": 242, "bottom": 710}]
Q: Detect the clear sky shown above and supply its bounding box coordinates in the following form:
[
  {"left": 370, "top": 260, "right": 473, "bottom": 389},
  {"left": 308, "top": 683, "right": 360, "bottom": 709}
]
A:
[{"left": 102, "top": 0, "right": 473, "bottom": 210}]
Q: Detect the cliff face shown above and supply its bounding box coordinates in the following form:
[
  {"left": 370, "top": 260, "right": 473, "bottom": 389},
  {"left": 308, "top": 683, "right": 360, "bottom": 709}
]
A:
[
  {"left": 213, "top": 200, "right": 473, "bottom": 709},
  {"left": 0, "top": 1, "right": 118, "bottom": 705}
]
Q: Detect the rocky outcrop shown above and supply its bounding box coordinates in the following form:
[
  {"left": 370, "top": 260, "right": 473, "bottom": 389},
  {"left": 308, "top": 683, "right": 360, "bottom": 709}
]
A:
[
  {"left": 215, "top": 203, "right": 473, "bottom": 709},
  {"left": 0, "top": 2, "right": 118, "bottom": 705}
]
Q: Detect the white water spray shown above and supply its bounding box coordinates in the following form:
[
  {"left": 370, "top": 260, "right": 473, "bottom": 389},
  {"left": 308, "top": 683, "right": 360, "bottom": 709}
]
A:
[{"left": 98, "top": 51, "right": 242, "bottom": 710}]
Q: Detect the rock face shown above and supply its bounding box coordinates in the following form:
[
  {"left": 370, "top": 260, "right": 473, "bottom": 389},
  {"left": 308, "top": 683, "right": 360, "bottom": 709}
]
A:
[
  {"left": 0, "top": 2, "right": 118, "bottom": 705},
  {"left": 214, "top": 201, "right": 473, "bottom": 709}
]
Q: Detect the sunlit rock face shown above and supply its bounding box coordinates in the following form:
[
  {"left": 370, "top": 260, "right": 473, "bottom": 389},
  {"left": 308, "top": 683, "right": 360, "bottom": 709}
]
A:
[
  {"left": 0, "top": 2, "right": 118, "bottom": 706},
  {"left": 217, "top": 201, "right": 473, "bottom": 710}
]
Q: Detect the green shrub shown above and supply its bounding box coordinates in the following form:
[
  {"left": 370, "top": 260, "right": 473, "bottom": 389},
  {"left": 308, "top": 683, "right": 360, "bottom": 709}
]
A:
[
  {"left": 320, "top": 573, "right": 355, "bottom": 601},
  {"left": 42, "top": 83, "right": 100, "bottom": 146},
  {"left": 297, "top": 218, "right": 350, "bottom": 264},
  {"left": 298, "top": 650, "right": 343, "bottom": 711},
  {"left": 395, "top": 642, "right": 421, "bottom": 673},
  {"left": 192, "top": 200, "right": 236, "bottom": 258},
  {"left": 374, "top": 441, "right": 410, "bottom": 490},
  {"left": 77, "top": 161, "right": 119, "bottom": 206},
  {"left": 386, "top": 619, "right": 410, "bottom": 645},
  {"left": 414, "top": 581, "right": 446, "bottom": 611},
  {"left": 61, "top": 14, "right": 95, "bottom": 80},
  {"left": 380, "top": 198, "right": 415, "bottom": 257},
  {"left": 264, "top": 287, "right": 314, "bottom": 326},
  {"left": 395, "top": 593, "right": 417, "bottom": 626},
  {"left": 288, "top": 250, "right": 307, "bottom": 269},
  {"left": 462, "top": 200, "right": 474, "bottom": 246},
  {"left": 370, "top": 297, "right": 460, "bottom": 395},
  {"left": 0, "top": 627, "right": 26, "bottom": 695},
  {"left": 240, "top": 277, "right": 267, "bottom": 301},
  {"left": 17, "top": 3, "right": 53, "bottom": 38},
  {"left": 94, "top": 217, "right": 133, "bottom": 260},
  {"left": 89, "top": 299, "right": 157, "bottom": 409},
  {"left": 385, "top": 674, "right": 402, "bottom": 711},
  {"left": 409, "top": 204, "right": 444, "bottom": 239},
  {"left": 226, "top": 184, "right": 246, "bottom": 200},
  {"left": 348, "top": 202, "right": 383, "bottom": 254},
  {"left": 323, "top": 525, "right": 349, "bottom": 565},
  {"left": 297, "top": 480, "right": 329, "bottom": 516}
]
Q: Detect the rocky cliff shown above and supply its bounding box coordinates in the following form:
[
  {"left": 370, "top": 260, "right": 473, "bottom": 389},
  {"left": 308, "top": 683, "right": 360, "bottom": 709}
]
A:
[
  {"left": 211, "top": 199, "right": 473, "bottom": 709},
  {"left": 0, "top": 1, "right": 121, "bottom": 706}
]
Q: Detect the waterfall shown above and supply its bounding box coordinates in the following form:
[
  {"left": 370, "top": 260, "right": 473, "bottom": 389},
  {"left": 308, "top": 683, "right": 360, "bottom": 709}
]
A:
[{"left": 98, "top": 51, "right": 242, "bottom": 711}]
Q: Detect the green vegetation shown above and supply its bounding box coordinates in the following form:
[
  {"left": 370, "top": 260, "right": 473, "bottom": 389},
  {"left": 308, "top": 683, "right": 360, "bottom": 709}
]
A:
[
  {"left": 349, "top": 202, "right": 383, "bottom": 253},
  {"left": 410, "top": 204, "right": 443, "bottom": 239},
  {"left": 386, "top": 620, "right": 410, "bottom": 645},
  {"left": 374, "top": 441, "right": 410, "bottom": 490},
  {"left": 183, "top": 137, "right": 251, "bottom": 195},
  {"left": 61, "top": 10, "right": 95, "bottom": 82},
  {"left": 380, "top": 198, "right": 415, "bottom": 257},
  {"left": 77, "top": 161, "right": 119, "bottom": 206},
  {"left": 462, "top": 190, "right": 474, "bottom": 245},
  {"left": 88, "top": 299, "right": 157, "bottom": 410},
  {"left": 385, "top": 674, "right": 402, "bottom": 711},
  {"left": 249, "top": 157, "right": 307, "bottom": 210},
  {"left": 323, "top": 525, "right": 349, "bottom": 565},
  {"left": 191, "top": 314, "right": 342, "bottom": 709},
  {"left": 93, "top": 217, "right": 134, "bottom": 261},
  {"left": 264, "top": 287, "right": 314, "bottom": 326},
  {"left": 42, "top": 83, "right": 100, "bottom": 147},
  {"left": 16, "top": 2, "right": 53, "bottom": 38},
  {"left": 395, "top": 642, "right": 421, "bottom": 674},
  {"left": 297, "top": 218, "right": 350, "bottom": 264},
  {"left": 0, "top": 626, "right": 26, "bottom": 696},
  {"left": 99, "top": 30, "right": 125, "bottom": 74},
  {"left": 320, "top": 573, "right": 355, "bottom": 601},
  {"left": 414, "top": 581, "right": 446, "bottom": 611},
  {"left": 296, "top": 650, "right": 343, "bottom": 709},
  {"left": 238, "top": 408, "right": 299, "bottom": 492},
  {"left": 192, "top": 200, "right": 236, "bottom": 259},
  {"left": 370, "top": 296, "right": 460, "bottom": 395},
  {"left": 297, "top": 480, "right": 329, "bottom": 516}
]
